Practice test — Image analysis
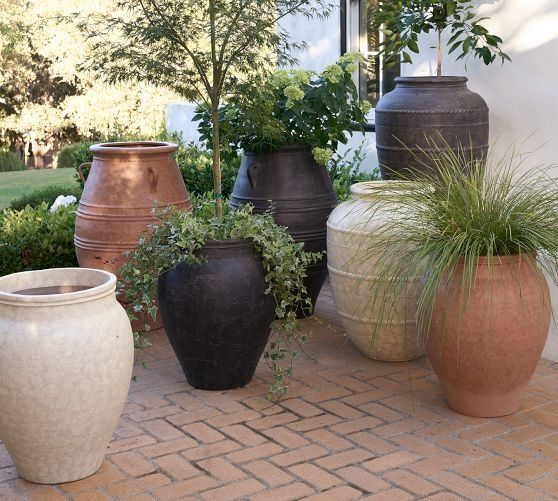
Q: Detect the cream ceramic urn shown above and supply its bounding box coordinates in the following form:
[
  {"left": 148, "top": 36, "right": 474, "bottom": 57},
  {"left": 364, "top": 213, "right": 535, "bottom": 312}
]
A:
[
  {"left": 327, "top": 181, "right": 425, "bottom": 361},
  {"left": 0, "top": 268, "right": 134, "bottom": 484}
]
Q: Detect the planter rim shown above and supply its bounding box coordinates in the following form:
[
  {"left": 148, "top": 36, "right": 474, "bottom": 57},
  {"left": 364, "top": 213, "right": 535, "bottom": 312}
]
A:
[
  {"left": 161, "top": 239, "right": 256, "bottom": 279},
  {"left": 244, "top": 143, "right": 311, "bottom": 155},
  {"left": 0, "top": 267, "right": 116, "bottom": 307},
  {"left": 90, "top": 141, "right": 178, "bottom": 155},
  {"left": 203, "top": 238, "right": 254, "bottom": 249},
  {"left": 455, "top": 253, "right": 537, "bottom": 265},
  {"left": 395, "top": 76, "right": 468, "bottom": 86},
  {"left": 350, "top": 180, "right": 418, "bottom": 198}
]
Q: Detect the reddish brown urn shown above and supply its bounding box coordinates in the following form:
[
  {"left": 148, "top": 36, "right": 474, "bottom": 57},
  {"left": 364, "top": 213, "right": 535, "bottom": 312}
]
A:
[
  {"left": 74, "top": 142, "right": 191, "bottom": 274},
  {"left": 428, "top": 255, "right": 550, "bottom": 417}
]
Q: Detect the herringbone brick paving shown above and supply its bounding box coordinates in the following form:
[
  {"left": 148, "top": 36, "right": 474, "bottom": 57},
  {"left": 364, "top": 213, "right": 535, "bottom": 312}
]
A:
[{"left": 2, "top": 283, "right": 558, "bottom": 500}]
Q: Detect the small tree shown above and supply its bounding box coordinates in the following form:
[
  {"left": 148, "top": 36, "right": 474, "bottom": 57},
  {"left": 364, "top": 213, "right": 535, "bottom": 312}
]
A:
[
  {"left": 77, "top": 0, "right": 333, "bottom": 218},
  {"left": 4, "top": 104, "right": 67, "bottom": 168},
  {"left": 372, "top": 0, "right": 510, "bottom": 77}
]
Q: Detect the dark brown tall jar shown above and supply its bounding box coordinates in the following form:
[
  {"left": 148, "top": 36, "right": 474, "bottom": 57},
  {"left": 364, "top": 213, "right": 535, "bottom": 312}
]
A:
[
  {"left": 375, "top": 77, "right": 489, "bottom": 179},
  {"left": 230, "top": 144, "right": 337, "bottom": 316}
]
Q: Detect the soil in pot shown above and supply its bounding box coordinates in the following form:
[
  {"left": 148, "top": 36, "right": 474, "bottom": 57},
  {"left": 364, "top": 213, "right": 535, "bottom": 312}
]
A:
[
  {"left": 427, "top": 255, "right": 550, "bottom": 417},
  {"left": 230, "top": 144, "right": 337, "bottom": 317},
  {"left": 157, "top": 239, "right": 276, "bottom": 390}
]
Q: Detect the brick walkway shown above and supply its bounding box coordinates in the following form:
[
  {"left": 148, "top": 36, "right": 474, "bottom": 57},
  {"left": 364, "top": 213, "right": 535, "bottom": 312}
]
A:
[{"left": 2, "top": 283, "right": 558, "bottom": 500}]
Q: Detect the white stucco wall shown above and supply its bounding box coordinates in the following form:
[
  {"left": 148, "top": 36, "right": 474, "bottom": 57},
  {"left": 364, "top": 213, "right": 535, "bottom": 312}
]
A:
[{"left": 401, "top": 0, "right": 558, "bottom": 362}]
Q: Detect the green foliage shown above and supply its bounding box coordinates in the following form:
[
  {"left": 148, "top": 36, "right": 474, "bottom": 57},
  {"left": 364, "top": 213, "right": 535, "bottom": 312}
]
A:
[
  {"left": 196, "top": 54, "right": 370, "bottom": 164},
  {"left": 360, "top": 141, "right": 558, "bottom": 342},
  {"left": 327, "top": 143, "right": 380, "bottom": 202},
  {"left": 57, "top": 143, "right": 81, "bottom": 168},
  {"left": 0, "top": 150, "right": 24, "bottom": 172},
  {"left": 372, "top": 0, "right": 510, "bottom": 76},
  {"left": 0, "top": 202, "right": 77, "bottom": 276},
  {"left": 9, "top": 185, "right": 82, "bottom": 210},
  {"left": 70, "top": 141, "right": 94, "bottom": 188},
  {"left": 119, "top": 204, "right": 322, "bottom": 396},
  {"left": 175, "top": 143, "right": 240, "bottom": 198}
]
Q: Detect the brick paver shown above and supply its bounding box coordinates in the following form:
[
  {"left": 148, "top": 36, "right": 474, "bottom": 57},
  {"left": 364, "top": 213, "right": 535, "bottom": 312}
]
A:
[{"left": 2, "top": 281, "right": 558, "bottom": 499}]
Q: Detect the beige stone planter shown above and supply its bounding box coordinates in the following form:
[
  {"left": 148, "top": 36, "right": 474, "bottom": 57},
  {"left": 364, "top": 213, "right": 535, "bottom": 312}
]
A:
[
  {"left": 0, "top": 268, "right": 134, "bottom": 484},
  {"left": 327, "top": 181, "right": 425, "bottom": 361}
]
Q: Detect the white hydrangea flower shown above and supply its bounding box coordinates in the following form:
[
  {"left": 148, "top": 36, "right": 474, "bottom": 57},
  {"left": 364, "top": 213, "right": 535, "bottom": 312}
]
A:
[{"left": 49, "top": 195, "right": 78, "bottom": 213}]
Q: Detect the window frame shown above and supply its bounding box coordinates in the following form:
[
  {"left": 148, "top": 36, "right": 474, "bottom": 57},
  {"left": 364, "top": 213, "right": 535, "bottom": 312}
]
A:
[{"left": 341, "top": 0, "right": 400, "bottom": 111}]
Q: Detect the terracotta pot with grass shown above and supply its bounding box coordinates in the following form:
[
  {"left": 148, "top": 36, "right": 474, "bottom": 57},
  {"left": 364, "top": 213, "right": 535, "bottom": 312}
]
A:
[
  {"left": 360, "top": 144, "right": 558, "bottom": 417},
  {"left": 428, "top": 255, "right": 551, "bottom": 417}
]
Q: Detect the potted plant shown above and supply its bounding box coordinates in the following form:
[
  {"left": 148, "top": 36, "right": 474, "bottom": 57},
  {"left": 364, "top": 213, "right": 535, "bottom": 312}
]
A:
[
  {"left": 0, "top": 268, "right": 134, "bottom": 483},
  {"left": 120, "top": 203, "right": 318, "bottom": 393},
  {"left": 361, "top": 143, "right": 558, "bottom": 417},
  {"left": 77, "top": 0, "right": 331, "bottom": 393},
  {"left": 196, "top": 55, "right": 371, "bottom": 314},
  {"left": 371, "top": 0, "right": 510, "bottom": 179}
]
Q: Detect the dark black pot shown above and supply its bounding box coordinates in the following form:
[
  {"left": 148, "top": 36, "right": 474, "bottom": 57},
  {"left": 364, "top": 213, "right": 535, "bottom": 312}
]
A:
[
  {"left": 375, "top": 76, "right": 489, "bottom": 179},
  {"left": 230, "top": 144, "right": 337, "bottom": 317},
  {"left": 157, "top": 239, "right": 276, "bottom": 390}
]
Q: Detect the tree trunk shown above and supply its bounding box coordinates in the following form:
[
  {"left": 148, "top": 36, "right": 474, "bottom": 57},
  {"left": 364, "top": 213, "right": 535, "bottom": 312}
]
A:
[
  {"left": 211, "top": 104, "right": 223, "bottom": 219},
  {"left": 437, "top": 30, "right": 443, "bottom": 77},
  {"left": 31, "top": 141, "right": 53, "bottom": 169}
]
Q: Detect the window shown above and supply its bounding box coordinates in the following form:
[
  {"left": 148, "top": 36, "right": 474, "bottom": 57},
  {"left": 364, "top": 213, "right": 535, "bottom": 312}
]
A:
[{"left": 344, "top": 0, "right": 400, "bottom": 106}]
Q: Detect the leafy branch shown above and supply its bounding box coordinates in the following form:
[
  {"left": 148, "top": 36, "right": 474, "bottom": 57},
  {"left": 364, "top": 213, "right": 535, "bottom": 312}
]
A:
[{"left": 372, "top": 0, "right": 510, "bottom": 77}]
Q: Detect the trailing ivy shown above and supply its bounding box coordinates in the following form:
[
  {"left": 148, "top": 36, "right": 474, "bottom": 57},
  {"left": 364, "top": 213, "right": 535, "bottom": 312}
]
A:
[{"left": 119, "top": 203, "right": 322, "bottom": 396}]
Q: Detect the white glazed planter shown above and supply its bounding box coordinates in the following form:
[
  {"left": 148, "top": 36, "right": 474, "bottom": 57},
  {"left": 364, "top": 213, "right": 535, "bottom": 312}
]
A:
[
  {"left": 0, "top": 268, "right": 134, "bottom": 484},
  {"left": 327, "top": 181, "right": 425, "bottom": 361}
]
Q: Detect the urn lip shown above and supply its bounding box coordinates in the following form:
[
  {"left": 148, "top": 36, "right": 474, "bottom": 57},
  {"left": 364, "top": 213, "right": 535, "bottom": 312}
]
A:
[
  {"left": 90, "top": 141, "right": 178, "bottom": 155},
  {"left": 350, "top": 180, "right": 418, "bottom": 198},
  {"left": 395, "top": 76, "right": 468, "bottom": 86},
  {"left": 0, "top": 268, "right": 116, "bottom": 306}
]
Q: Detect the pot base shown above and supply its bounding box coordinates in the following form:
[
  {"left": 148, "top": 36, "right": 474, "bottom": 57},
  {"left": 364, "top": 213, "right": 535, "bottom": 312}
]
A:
[
  {"left": 14, "top": 455, "right": 103, "bottom": 485},
  {"left": 442, "top": 383, "right": 525, "bottom": 418}
]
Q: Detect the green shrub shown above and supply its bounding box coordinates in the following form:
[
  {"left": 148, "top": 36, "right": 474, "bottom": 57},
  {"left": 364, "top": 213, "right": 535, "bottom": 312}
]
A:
[
  {"left": 57, "top": 143, "right": 82, "bottom": 168},
  {"left": 0, "top": 203, "right": 77, "bottom": 276},
  {"left": 176, "top": 143, "right": 240, "bottom": 197},
  {"left": 72, "top": 142, "right": 95, "bottom": 188},
  {"left": 0, "top": 151, "right": 24, "bottom": 172},
  {"left": 328, "top": 143, "right": 380, "bottom": 201},
  {"left": 9, "top": 185, "right": 83, "bottom": 211}
]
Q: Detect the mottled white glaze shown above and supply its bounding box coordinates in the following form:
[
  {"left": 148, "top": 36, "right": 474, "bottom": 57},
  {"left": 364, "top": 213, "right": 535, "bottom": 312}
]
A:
[
  {"left": 0, "top": 268, "right": 134, "bottom": 484},
  {"left": 327, "top": 182, "right": 425, "bottom": 361}
]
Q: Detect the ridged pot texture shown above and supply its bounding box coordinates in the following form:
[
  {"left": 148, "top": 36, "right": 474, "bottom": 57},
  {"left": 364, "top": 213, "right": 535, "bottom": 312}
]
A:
[
  {"left": 428, "top": 255, "right": 551, "bottom": 417},
  {"left": 230, "top": 144, "right": 337, "bottom": 316},
  {"left": 327, "top": 181, "right": 424, "bottom": 361},
  {"left": 75, "top": 141, "right": 192, "bottom": 275},
  {"left": 0, "top": 268, "right": 134, "bottom": 484},
  {"left": 158, "top": 240, "right": 276, "bottom": 390},
  {"left": 375, "top": 77, "right": 489, "bottom": 179}
]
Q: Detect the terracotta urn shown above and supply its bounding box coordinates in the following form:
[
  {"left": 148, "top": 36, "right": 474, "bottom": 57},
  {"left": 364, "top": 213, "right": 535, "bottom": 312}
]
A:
[
  {"left": 0, "top": 268, "right": 134, "bottom": 484},
  {"left": 327, "top": 181, "right": 424, "bottom": 361},
  {"left": 428, "top": 255, "right": 551, "bottom": 417},
  {"left": 74, "top": 141, "right": 191, "bottom": 275}
]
